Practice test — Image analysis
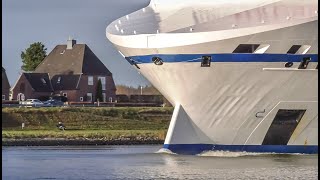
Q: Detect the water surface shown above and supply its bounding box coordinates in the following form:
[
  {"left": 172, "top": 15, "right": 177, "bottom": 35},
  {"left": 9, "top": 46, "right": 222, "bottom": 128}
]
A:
[{"left": 2, "top": 145, "right": 318, "bottom": 180}]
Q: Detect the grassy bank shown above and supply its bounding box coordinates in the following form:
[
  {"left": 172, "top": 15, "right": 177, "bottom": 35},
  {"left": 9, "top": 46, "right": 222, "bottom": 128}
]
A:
[
  {"left": 2, "top": 107, "right": 173, "bottom": 130},
  {"left": 2, "top": 130, "right": 166, "bottom": 139},
  {"left": 2, "top": 107, "right": 173, "bottom": 145}
]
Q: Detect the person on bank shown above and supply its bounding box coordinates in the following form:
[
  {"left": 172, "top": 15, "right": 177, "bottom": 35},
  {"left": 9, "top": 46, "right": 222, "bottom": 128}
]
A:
[{"left": 56, "top": 122, "right": 66, "bottom": 131}]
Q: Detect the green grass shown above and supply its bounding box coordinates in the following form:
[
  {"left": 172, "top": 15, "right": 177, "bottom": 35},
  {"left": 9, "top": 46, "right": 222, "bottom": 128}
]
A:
[
  {"left": 2, "top": 107, "right": 173, "bottom": 140},
  {"left": 2, "top": 129, "right": 167, "bottom": 140}
]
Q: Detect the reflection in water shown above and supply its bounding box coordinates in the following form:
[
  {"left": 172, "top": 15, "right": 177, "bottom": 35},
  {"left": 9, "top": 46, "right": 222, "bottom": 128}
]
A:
[{"left": 2, "top": 145, "right": 318, "bottom": 180}]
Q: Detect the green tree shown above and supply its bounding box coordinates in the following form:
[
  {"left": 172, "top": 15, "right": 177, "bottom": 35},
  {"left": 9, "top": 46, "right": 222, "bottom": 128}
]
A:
[
  {"left": 96, "top": 79, "right": 103, "bottom": 102},
  {"left": 21, "top": 42, "right": 47, "bottom": 71}
]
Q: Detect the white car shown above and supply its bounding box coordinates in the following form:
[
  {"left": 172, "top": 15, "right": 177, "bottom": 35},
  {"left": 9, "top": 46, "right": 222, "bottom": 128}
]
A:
[{"left": 21, "top": 99, "right": 45, "bottom": 107}]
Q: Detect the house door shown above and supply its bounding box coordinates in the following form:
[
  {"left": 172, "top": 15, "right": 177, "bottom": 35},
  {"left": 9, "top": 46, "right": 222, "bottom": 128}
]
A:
[
  {"left": 17, "top": 93, "right": 25, "bottom": 101},
  {"left": 102, "top": 93, "right": 106, "bottom": 102}
]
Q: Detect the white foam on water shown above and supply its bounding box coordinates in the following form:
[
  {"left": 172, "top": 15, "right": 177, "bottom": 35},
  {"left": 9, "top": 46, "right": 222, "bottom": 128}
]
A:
[
  {"left": 155, "top": 148, "right": 177, "bottom": 155},
  {"left": 154, "top": 149, "right": 312, "bottom": 157},
  {"left": 196, "top": 150, "right": 306, "bottom": 157}
]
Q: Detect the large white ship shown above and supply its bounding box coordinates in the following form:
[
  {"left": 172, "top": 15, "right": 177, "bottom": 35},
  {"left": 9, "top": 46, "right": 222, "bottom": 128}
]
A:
[{"left": 106, "top": 0, "right": 318, "bottom": 154}]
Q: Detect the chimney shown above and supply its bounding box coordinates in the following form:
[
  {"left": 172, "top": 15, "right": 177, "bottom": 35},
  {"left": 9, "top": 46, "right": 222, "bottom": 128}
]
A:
[{"left": 67, "top": 36, "right": 76, "bottom": 49}]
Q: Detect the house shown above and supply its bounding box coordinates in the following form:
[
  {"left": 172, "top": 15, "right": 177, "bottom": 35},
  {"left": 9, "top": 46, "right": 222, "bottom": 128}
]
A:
[
  {"left": 11, "top": 73, "right": 52, "bottom": 101},
  {"left": 2, "top": 67, "right": 10, "bottom": 100},
  {"left": 11, "top": 38, "right": 116, "bottom": 102}
]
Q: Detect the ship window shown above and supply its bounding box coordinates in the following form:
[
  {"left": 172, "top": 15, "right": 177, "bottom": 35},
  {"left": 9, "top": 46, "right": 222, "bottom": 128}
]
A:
[
  {"left": 284, "top": 62, "right": 293, "bottom": 68},
  {"left": 152, "top": 57, "right": 163, "bottom": 65},
  {"left": 287, "top": 45, "right": 301, "bottom": 54},
  {"left": 298, "top": 57, "right": 311, "bottom": 69},
  {"left": 296, "top": 45, "right": 311, "bottom": 54},
  {"left": 201, "top": 56, "right": 211, "bottom": 67},
  {"left": 233, "top": 44, "right": 260, "bottom": 53},
  {"left": 262, "top": 109, "right": 306, "bottom": 145},
  {"left": 253, "top": 44, "right": 270, "bottom": 54}
]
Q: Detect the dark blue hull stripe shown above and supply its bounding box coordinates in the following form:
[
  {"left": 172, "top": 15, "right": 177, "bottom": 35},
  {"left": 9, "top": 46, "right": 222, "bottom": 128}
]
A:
[
  {"left": 127, "top": 53, "right": 318, "bottom": 64},
  {"left": 163, "top": 144, "right": 318, "bottom": 155}
]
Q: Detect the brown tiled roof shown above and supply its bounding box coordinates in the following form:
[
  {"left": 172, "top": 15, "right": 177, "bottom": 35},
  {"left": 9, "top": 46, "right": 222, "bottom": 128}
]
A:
[
  {"left": 2, "top": 67, "right": 10, "bottom": 89},
  {"left": 51, "top": 74, "right": 81, "bottom": 90},
  {"left": 23, "top": 73, "right": 53, "bottom": 92},
  {"left": 34, "top": 44, "right": 112, "bottom": 76},
  {"left": 82, "top": 45, "right": 112, "bottom": 75}
]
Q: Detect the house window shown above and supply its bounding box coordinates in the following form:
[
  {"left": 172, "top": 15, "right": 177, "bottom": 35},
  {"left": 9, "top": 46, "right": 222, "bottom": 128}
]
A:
[
  {"left": 98, "top": 77, "right": 106, "bottom": 90},
  {"left": 17, "top": 93, "right": 25, "bottom": 101},
  {"left": 63, "top": 93, "right": 67, "bottom": 97},
  {"left": 233, "top": 44, "right": 260, "bottom": 53},
  {"left": 41, "top": 78, "right": 46, "bottom": 84},
  {"left": 109, "top": 97, "right": 113, "bottom": 102},
  {"left": 2, "top": 95, "right": 5, "bottom": 100},
  {"left": 80, "top": 97, "right": 83, "bottom": 102},
  {"left": 88, "top": 76, "right": 93, "bottom": 85},
  {"left": 87, "top": 93, "right": 92, "bottom": 102}
]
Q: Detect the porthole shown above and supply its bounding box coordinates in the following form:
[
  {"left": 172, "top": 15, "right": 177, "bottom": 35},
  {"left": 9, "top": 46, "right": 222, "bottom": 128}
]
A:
[
  {"left": 298, "top": 57, "right": 311, "bottom": 69},
  {"left": 284, "top": 62, "right": 293, "bottom": 68},
  {"left": 152, "top": 57, "right": 163, "bottom": 65},
  {"left": 201, "top": 56, "right": 211, "bottom": 67}
]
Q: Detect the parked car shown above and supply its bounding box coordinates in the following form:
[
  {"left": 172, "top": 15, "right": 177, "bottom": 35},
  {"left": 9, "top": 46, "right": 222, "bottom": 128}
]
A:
[
  {"left": 21, "top": 99, "right": 45, "bottom": 107},
  {"left": 43, "top": 99, "right": 65, "bottom": 107}
]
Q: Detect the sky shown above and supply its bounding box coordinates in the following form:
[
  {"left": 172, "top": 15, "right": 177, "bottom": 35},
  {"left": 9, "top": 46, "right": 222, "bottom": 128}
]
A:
[{"left": 2, "top": 0, "right": 151, "bottom": 87}]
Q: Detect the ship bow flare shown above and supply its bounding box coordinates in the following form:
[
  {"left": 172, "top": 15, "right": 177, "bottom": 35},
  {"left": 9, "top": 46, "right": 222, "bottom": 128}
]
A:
[{"left": 106, "top": 0, "right": 318, "bottom": 154}]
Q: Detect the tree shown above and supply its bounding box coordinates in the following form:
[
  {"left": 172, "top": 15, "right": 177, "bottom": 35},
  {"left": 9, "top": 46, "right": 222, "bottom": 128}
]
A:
[
  {"left": 96, "top": 79, "right": 103, "bottom": 102},
  {"left": 21, "top": 42, "right": 47, "bottom": 71}
]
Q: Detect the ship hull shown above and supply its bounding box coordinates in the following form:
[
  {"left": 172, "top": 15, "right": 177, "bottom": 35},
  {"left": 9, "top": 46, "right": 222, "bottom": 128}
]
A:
[
  {"left": 106, "top": 0, "right": 318, "bottom": 154},
  {"left": 131, "top": 56, "right": 318, "bottom": 155},
  {"left": 163, "top": 144, "right": 318, "bottom": 155}
]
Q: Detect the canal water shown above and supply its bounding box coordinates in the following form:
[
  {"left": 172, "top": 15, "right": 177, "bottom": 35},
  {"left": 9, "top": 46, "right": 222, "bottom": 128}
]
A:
[{"left": 2, "top": 145, "right": 318, "bottom": 179}]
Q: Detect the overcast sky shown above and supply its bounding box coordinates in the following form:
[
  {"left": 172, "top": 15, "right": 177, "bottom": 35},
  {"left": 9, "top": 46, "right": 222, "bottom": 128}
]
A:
[{"left": 2, "top": 0, "right": 151, "bottom": 87}]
